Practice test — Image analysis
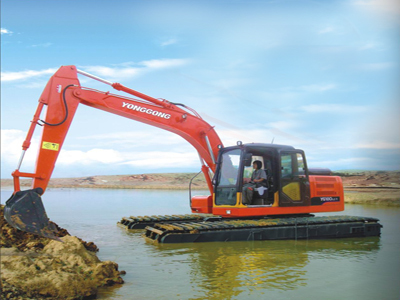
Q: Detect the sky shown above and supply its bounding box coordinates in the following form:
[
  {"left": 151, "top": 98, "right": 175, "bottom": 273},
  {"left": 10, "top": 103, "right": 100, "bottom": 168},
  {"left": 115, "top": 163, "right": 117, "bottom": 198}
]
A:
[{"left": 1, "top": 0, "right": 400, "bottom": 179}]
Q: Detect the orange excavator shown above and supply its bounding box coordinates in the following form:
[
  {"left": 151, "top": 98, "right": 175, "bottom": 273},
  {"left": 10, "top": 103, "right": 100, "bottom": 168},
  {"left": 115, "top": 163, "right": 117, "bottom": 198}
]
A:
[{"left": 4, "top": 65, "right": 381, "bottom": 243}]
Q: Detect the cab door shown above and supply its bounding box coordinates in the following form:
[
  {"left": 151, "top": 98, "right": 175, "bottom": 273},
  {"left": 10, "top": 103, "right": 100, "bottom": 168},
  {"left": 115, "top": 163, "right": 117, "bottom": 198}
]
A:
[
  {"left": 279, "top": 151, "right": 310, "bottom": 207},
  {"left": 214, "top": 148, "right": 242, "bottom": 206}
]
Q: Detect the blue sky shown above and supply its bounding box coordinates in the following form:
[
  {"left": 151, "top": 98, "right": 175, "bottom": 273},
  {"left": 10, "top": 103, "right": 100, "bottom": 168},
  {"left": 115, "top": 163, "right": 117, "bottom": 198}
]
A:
[{"left": 1, "top": 0, "right": 399, "bottom": 179}]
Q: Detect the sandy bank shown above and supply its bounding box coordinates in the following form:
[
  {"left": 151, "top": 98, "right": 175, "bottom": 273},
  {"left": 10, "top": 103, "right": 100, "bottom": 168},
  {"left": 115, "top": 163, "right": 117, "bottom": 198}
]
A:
[{"left": 2, "top": 171, "right": 399, "bottom": 206}]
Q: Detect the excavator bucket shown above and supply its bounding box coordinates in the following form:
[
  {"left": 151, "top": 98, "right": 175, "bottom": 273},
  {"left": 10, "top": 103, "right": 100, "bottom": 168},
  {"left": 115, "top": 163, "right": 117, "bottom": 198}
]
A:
[{"left": 4, "top": 189, "right": 61, "bottom": 241}]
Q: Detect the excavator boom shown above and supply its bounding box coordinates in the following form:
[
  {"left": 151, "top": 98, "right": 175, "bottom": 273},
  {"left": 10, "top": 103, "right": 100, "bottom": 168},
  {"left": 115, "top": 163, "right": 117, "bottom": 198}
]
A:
[{"left": 4, "top": 65, "right": 222, "bottom": 239}]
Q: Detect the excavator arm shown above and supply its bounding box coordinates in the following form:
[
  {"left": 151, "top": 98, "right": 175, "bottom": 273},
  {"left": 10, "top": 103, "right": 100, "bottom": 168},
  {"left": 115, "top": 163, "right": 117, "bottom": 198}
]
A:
[{"left": 4, "top": 65, "right": 223, "bottom": 239}]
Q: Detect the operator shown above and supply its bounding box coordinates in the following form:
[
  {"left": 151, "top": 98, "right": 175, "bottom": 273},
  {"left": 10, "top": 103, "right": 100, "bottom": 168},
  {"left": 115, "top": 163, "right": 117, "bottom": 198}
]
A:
[{"left": 242, "top": 160, "right": 267, "bottom": 205}]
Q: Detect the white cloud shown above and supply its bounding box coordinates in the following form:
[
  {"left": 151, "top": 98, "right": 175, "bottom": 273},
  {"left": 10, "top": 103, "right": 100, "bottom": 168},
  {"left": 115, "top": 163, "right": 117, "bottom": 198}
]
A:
[
  {"left": 358, "top": 42, "right": 383, "bottom": 51},
  {"left": 354, "top": 141, "right": 400, "bottom": 149},
  {"left": 3, "top": 125, "right": 397, "bottom": 178},
  {"left": 318, "top": 26, "right": 335, "bottom": 34},
  {"left": 1, "top": 68, "right": 58, "bottom": 82},
  {"left": 122, "top": 151, "right": 199, "bottom": 168},
  {"left": 267, "top": 121, "right": 295, "bottom": 131},
  {"left": 0, "top": 128, "right": 201, "bottom": 178},
  {"left": 29, "top": 42, "right": 53, "bottom": 48},
  {"left": 356, "top": 62, "right": 395, "bottom": 71},
  {"left": 1, "top": 130, "right": 40, "bottom": 173},
  {"left": 199, "top": 113, "right": 241, "bottom": 131},
  {"left": 280, "top": 83, "right": 337, "bottom": 93},
  {"left": 79, "top": 58, "right": 189, "bottom": 81},
  {"left": 1, "top": 59, "right": 189, "bottom": 84},
  {"left": 353, "top": 0, "right": 400, "bottom": 17},
  {"left": 300, "top": 84, "right": 337, "bottom": 92},
  {"left": 14, "top": 80, "right": 51, "bottom": 89},
  {"left": 216, "top": 127, "right": 305, "bottom": 147},
  {"left": 1, "top": 28, "right": 13, "bottom": 35},
  {"left": 161, "top": 38, "right": 178, "bottom": 46},
  {"left": 140, "top": 58, "right": 188, "bottom": 69},
  {"left": 75, "top": 130, "right": 185, "bottom": 149},
  {"left": 308, "top": 156, "right": 376, "bottom": 169},
  {"left": 79, "top": 65, "right": 140, "bottom": 80},
  {"left": 300, "top": 103, "right": 368, "bottom": 113},
  {"left": 59, "top": 147, "right": 201, "bottom": 170},
  {"left": 1, "top": 130, "right": 26, "bottom": 162},
  {"left": 57, "top": 149, "right": 124, "bottom": 165}
]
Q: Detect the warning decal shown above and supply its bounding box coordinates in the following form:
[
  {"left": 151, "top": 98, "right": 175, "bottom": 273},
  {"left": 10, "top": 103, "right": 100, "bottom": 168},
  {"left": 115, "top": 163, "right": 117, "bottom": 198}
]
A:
[{"left": 42, "top": 141, "right": 60, "bottom": 151}]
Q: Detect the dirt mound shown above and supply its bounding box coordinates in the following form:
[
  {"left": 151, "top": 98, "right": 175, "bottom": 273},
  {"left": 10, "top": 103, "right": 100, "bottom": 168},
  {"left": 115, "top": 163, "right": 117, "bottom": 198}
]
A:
[
  {"left": 339, "top": 171, "right": 400, "bottom": 189},
  {"left": 1, "top": 172, "right": 209, "bottom": 190},
  {"left": 0, "top": 206, "right": 124, "bottom": 299}
]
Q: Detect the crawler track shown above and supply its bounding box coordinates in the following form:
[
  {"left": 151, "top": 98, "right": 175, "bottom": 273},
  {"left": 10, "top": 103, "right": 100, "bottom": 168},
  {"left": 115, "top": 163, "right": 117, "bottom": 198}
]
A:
[
  {"left": 118, "top": 214, "right": 213, "bottom": 229},
  {"left": 118, "top": 214, "right": 382, "bottom": 243}
]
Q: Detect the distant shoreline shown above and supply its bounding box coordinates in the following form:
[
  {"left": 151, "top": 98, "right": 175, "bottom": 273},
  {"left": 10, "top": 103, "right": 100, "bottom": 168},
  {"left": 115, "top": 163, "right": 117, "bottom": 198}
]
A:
[{"left": 2, "top": 171, "right": 399, "bottom": 206}]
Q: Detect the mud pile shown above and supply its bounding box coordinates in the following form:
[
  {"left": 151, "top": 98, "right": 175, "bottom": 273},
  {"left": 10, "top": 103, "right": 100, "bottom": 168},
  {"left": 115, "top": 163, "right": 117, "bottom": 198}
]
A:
[{"left": 0, "top": 206, "right": 124, "bottom": 300}]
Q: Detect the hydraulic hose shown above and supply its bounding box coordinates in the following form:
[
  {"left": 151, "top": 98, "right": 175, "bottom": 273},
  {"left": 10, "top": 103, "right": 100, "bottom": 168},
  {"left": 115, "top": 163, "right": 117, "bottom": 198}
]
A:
[{"left": 40, "top": 84, "right": 74, "bottom": 126}]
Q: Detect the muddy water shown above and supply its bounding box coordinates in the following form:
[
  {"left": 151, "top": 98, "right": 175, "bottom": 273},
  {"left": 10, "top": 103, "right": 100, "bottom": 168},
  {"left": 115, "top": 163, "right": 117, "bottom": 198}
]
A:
[{"left": 1, "top": 188, "right": 399, "bottom": 300}]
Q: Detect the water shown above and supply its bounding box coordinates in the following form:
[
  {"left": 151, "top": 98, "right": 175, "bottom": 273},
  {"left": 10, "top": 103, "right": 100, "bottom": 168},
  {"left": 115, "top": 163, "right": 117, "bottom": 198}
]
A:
[{"left": 1, "top": 188, "right": 399, "bottom": 300}]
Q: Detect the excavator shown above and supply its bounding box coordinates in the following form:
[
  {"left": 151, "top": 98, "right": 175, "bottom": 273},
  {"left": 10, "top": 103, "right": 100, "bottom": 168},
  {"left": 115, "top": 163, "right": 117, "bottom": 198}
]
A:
[{"left": 4, "top": 65, "right": 381, "bottom": 243}]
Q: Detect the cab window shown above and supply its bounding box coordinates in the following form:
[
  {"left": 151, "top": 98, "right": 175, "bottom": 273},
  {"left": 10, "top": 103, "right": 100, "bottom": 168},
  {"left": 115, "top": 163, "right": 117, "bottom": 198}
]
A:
[
  {"left": 297, "top": 153, "right": 305, "bottom": 175},
  {"left": 217, "top": 149, "right": 241, "bottom": 186},
  {"left": 281, "top": 152, "right": 306, "bottom": 177},
  {"left": 281, "top": 154, "right": 292, "bottom": 178}
]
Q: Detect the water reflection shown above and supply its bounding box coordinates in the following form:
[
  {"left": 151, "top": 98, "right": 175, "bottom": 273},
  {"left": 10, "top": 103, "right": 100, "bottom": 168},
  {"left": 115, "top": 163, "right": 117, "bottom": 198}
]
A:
[{"left": 150, "top": 238, "right": 380, "bottom": 300}]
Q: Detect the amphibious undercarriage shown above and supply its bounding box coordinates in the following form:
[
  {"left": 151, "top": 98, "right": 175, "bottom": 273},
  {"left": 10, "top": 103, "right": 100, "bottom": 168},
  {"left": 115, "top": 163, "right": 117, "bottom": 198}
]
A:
[{"left": 118, "top": 214, "right": 382, "bottom": 243}]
